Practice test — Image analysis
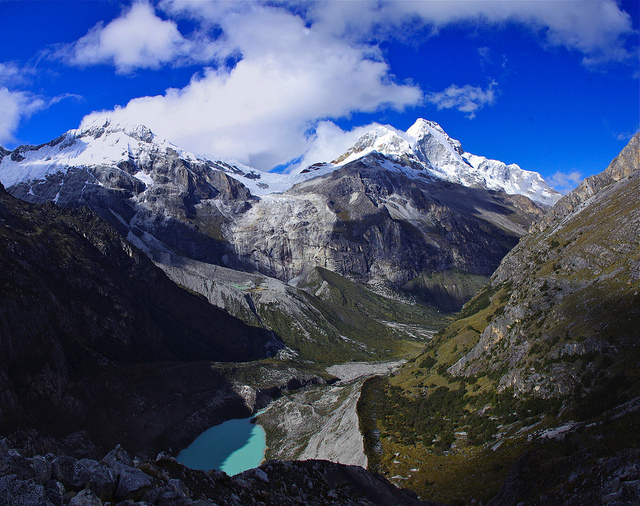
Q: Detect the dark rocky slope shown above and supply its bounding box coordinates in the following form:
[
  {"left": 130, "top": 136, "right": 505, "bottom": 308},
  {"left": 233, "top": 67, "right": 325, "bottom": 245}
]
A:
[
  {"left": 0, "top": 442, "right": 429, "bottom": 505},
  {"left": 0, "top": 183, "right": 282, "bottom": 458}
]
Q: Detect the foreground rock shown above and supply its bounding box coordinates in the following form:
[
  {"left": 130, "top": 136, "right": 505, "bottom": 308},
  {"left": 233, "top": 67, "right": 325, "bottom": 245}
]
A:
[{"left": 0, "top": 443, "right": 429, "bottom": 505}]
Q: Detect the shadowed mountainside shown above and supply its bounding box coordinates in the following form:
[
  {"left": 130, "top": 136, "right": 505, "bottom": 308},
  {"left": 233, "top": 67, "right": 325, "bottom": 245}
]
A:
[{"left": 0, "top": 183, "right": 281, "bottom": 457}]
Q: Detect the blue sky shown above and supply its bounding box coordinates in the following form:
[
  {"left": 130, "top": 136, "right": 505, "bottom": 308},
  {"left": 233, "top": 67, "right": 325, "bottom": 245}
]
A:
[{"left": 0, "top": 0, "right": 638, "bottom": 193}]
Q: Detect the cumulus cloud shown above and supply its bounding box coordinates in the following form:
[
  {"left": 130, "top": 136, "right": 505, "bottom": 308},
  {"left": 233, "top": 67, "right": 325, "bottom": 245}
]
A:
[
  {"left": 426, "top": 81, "right": 498, "bottom": 119},
  {"left": 72, "top": 0, "right": 635, "bottom": 169},
  {"left": 0, "top": 88, "right": 46, "bottom": 145},
  {"left": 61, "top": 0, "right": 638, "bottom": 74},
  {"left": 60, "top": 1, "right": 215, "bottom": 73},
  {"left": 81, "top": 5, "right": 421, "bottom": 169},
  {"left": 548, "top": 170, "right": 583, "bottom": 194}
]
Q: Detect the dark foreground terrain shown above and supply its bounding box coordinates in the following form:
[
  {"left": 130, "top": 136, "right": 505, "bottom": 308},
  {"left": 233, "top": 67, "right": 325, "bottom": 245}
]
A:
[{"left": 0, "top": 442, "right": 428, "bottom": 505}]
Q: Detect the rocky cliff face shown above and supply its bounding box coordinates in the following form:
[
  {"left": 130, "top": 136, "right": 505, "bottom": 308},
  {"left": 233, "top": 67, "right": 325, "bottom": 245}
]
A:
[
  {"left": 450, "top": 133, "right": 640, "bottom": 399},
  {"left": 228, "top": 152, "right": 544, "bottom": 306},
  {"left": 533, "top": 130, "right": 640, "bottom": 231}
]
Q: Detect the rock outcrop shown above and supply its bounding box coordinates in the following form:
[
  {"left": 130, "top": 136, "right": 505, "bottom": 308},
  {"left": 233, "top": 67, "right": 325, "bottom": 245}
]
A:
[{"left": 0, "top": 443, "right": 428, "bottom": 505}]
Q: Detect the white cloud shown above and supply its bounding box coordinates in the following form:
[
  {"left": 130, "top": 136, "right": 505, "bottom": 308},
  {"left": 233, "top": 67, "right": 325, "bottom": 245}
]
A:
[
  {"left": 81, "top": 5, "right": 421, "bottom": 169},
  {"left": 615, "top": 127, "right": 640, "bottom": 142},
  {"left": 292, "top": 121, "right": 383, "bottom": 172},
  {"left": 426, "top": 81, "right": 497, "bottom": 119},
  {"left": 59, "top": 0, "right": 638, "bottom": 75},
  {"left": 0, "top": 86, "right": 81, "bottom": 146},
  {"left": 62, "top": 1, "right": 212, "bottom": 73},
  {"left": 0, "top": 88, "right": 46, "bottom": 145},
  {"left": 72, "top": 0, "right": 634, "bottom": 169},
  {"left": 548, "top": 170, "right": 583, "bottom": 194},
  {"left": 307, "top": 0, "right": 636, "bottom": 67},
  {"left": 0, "top": 62, "right": 33, "bottom": 87}
]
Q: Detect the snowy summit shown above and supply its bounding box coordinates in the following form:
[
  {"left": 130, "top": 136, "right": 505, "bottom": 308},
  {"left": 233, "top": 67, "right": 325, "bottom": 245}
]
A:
[{"left": 0, "top": 118, "right": 560, "bottom": 207}]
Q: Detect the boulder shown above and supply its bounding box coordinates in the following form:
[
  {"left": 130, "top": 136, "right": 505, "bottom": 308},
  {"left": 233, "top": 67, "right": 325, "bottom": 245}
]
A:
[
  {"left": 0, "top": 474, "right": 53, "bottom": 505},
  {"left": 44, "top": 480, "right": 66, "bottom": 506},
  {"left": 0, "top": 450, "right": 36, "bottom": 481},
  {"left": 30, "top": 455, "right": 52, "bottom": 485},
  {"left": 86, "top": 462, "right": 118, "bottom": 501},
  {"left": 68, "top": 488, "right": 102, "bottom": 506},
  {"left": 113, "top": 466, "right": 154, "bottom": 502}
]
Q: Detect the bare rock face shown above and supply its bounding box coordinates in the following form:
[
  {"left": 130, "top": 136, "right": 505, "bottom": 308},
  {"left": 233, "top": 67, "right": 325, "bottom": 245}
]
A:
[{"left": 228, "top": 153, "right": 543, "bottom": 296}]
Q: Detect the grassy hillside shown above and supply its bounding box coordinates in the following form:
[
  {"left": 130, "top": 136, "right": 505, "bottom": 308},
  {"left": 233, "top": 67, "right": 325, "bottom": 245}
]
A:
[{"left": 357, "top": 138, "right": 640, "bottom": 503}]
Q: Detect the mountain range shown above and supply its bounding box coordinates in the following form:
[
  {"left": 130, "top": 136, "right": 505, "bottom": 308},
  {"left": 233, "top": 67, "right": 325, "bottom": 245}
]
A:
[
  {"left": 0, "top": 118, "right": 556, "bottom": 314},
  {"left": 3, "top": 118, "right": 632, "bottom": 504}
]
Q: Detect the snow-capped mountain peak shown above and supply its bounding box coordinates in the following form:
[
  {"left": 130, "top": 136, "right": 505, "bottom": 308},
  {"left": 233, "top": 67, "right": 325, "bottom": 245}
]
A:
[
  {"left": 76, "top": 118, "right": 157, "bottom": 145},
  {"left": 0, "top": 117, "right": 561, "bottom": 206},
  {"left": 331, "top": 125, "right": 412, "bottom": 165},
  {"left": 406, "top": 118, "right": 463, "bottom": 154},
  {"left": 331, "top": 118, "right": 561, "bottom": 206},
  {"left": 0, "top": 118, "right": 204, "bottom": 189}
]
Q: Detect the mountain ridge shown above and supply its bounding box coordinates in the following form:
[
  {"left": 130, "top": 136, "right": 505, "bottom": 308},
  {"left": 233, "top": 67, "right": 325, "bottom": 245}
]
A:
[
  {"left": 0, "top": 119, "right": 547, "bottom": 311},
  {"left": 0, "top": 117, "right": 560, "bottom": 205},
  {"left": 330, "top": 118, "right": 561, "bottom": 206}
]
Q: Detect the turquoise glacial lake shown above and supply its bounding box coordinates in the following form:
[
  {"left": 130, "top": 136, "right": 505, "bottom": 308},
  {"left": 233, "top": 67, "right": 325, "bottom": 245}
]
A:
[{"left": 176, "top": 415, "right": 266, "bottom": 475}]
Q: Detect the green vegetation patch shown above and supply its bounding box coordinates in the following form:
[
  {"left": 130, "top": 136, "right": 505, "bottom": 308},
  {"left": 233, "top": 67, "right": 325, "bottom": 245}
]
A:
[
  {"left": 404, "top": 268, "right": 490, "bottom": 312},
  {"left": 357, "top": 376, "right": 547, "bottom": 503}
]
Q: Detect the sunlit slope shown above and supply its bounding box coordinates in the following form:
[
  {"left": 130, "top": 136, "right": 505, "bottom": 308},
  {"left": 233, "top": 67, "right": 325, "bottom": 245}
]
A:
[{"left": 358, "top": 134, "right": 640, "bottom": 503}]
